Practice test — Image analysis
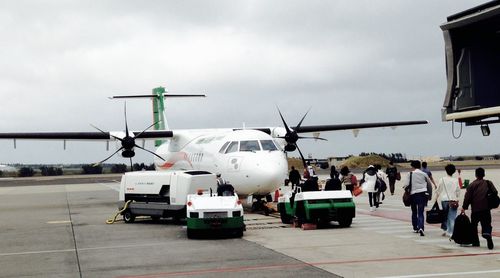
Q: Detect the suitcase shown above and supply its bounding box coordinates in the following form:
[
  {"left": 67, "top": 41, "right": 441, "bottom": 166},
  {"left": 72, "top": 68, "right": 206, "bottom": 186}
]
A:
[{"left": 451, "top": 213, "right": 477, "bottom": 245}]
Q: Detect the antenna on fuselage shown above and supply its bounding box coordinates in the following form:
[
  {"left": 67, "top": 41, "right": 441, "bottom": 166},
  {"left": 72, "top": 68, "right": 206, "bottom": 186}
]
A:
[{"left": 111, "top": 87, "right": 206, "bottom": 146}]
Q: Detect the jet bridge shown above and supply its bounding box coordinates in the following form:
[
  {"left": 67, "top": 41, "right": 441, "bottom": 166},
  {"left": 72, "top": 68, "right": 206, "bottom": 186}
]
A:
[{"left": 441, "top": 0, "right": 500, "bottom": 132}]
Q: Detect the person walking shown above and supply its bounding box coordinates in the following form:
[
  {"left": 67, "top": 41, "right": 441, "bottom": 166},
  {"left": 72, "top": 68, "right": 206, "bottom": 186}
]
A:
[
  {"left": 434, "top": 164, "right": 461, "bottom": 237},
  {"left": 361, "top": 165, "right": 378, "bottom": 212},
  {"left": 289, "top": 166, "right": 301, "bottom": 187},
  {"left": 404, "top": 160, "right": 433, "bottom": 236},
  {"left": 461, "top": 167, "right": 498, "bottom": 249},
  {"left": 375, "top": 164, "right": 388, "bottom": 204},
  {"left": 422, "top": 162, "right": 436, "bottom": 187},
  {"left": 385, "top": 161, "right": 398, "bottom": 195},
  {"left": 340, "top": 166, "right": 356, "bottom": 193}
]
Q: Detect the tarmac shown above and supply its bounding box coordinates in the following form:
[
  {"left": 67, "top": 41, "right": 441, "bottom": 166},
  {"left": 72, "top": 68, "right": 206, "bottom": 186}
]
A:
[{"left": 0, "top": 168, "right": 499, "bottom": 277}]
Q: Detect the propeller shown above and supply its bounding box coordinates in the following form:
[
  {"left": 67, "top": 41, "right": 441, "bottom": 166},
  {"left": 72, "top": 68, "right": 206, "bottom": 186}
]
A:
[
  {"left": 276, "top": 107, "right": 327, "bottom": 168},
  {"left": 92, "top": 102, "right": 165, "bottom": 169}
]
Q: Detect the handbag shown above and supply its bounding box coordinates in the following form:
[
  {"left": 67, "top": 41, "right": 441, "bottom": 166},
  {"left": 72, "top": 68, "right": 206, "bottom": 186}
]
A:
[
  {"left": 402, "top": 172, "right": 412, "bottom": 207},
  {"left": 449, "top": 200, "right": 459, "bottom": 209},
  {"left": 353, "top": 185, "right": 363, "bottom": 197},
  {"left": 486, "top": 180, "right": 500, "bottom": 209},
  {"left": 396, "top": 172, "right": 401, "bottom": 181},
  {"left": 426, "top": 202, "right": 446, "bottom": 224}
]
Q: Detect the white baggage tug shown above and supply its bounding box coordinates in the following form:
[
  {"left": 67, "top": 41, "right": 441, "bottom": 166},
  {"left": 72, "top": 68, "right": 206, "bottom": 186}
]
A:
[{"left": 186, "top": 191, "right": 245, "bottom": 238}]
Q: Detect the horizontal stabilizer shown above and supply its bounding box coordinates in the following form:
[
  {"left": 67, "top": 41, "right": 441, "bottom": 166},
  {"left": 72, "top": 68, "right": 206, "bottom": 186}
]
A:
[{"left": 111, "top": 94, "right": 206, "bottom": 99}]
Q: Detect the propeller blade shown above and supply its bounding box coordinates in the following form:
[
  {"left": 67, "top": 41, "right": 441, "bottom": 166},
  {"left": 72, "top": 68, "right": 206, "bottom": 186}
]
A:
[
  {"left": 277, "top": 107, "right": 291, "bottom": 134},
  {"left": 90, "top": 124, "right": 122, "bottom": 141},
  {"left": 133, "top": 120, "right": 161, "bottom": 139},
  {"left": 124, "top": 102, "right": 130, "bottom": 137},
  {"left": 295, "top": 143, "right": 307, "bottom": 169},
  {"left": 130, "top": 158, "right": 133, "bottom": 172},
  {"left": 93, "top": 147, "right": 123, "bottom": 166},
  {"left": 134, "top": 144, "right": 166, "bottom": 161},
  {"left": 296, "top": 108, "right": 311, "bottom": 129}
]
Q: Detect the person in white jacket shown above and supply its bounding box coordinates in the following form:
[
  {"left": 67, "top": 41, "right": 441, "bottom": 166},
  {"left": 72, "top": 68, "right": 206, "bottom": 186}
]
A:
[
  {"left": 434, "top": 164, "right": 461, "bottom": 237},
  {"left": 361, "top": 165, "right": 379, "bottom": 212},
  {"left": 375, "top": 164, "right": 388, "bottom": 204}
]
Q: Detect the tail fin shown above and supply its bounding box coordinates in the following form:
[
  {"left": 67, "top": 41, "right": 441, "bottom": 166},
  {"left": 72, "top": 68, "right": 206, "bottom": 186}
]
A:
[{"left": 112, "top": 87, "right": 206, "bottom": 147}]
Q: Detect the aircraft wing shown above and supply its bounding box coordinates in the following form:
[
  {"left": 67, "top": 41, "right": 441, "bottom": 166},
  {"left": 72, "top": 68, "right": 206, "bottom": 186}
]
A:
[
  {"left": 292, "top": 120, "right": 428, "bottom": 133},
  {"left": 0, "top": 130, "right": 174, "bottom": 140}
]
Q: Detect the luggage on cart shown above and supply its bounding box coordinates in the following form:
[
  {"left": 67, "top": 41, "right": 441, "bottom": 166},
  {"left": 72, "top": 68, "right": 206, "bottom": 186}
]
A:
[{"left": 451, "top": 213, "right": 476, "bottom": 245}]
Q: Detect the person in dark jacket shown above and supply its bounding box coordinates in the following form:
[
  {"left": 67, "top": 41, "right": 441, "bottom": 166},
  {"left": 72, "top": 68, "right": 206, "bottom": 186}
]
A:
[
  {"left": 385, "top": 161, "right": 398, "bottom": 195},
  {"left": 461, "top": 167, "right": 498, "bottom": 249},
  {"left": 289, "top": 166, "right": 301, "bottom": 187},
  {"left": 301, "top": 176, "right": 319, "bottom": 192}
]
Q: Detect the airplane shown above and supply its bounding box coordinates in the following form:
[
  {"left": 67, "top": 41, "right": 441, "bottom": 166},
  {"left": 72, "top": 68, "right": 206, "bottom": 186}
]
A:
[{"left": 0, "top": 87, "right": 428, "bottom": 206}]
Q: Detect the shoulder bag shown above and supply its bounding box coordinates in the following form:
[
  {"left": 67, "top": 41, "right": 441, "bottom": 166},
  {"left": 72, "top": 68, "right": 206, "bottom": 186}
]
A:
[
  {"left": 486, "top": 180, "right": 500, "bottom": 209},
  {"left": 402, "top": 172, "right": 412, "bottom": 207}
]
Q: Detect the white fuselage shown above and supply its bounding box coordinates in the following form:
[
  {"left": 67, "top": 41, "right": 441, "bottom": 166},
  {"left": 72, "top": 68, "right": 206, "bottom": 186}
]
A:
[{"left": 153, "top": 129, "right": 289, "bottom": 197}]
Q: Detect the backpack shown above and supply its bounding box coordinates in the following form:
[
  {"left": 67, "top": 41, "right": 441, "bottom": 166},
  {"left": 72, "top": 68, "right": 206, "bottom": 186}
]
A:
[
  {"left": 376, "top": 177, "right": 387, "bottom": 192},
  {"left": 325, "top": 177, "right": 342, "bottom": 191},
  {"left": 451, "top": 213, "right": 477, "bottom": 245}
]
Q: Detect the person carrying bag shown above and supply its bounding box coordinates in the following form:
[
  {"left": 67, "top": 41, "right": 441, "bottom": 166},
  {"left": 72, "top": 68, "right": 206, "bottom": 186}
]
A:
[{"left": 434, "top": 164, "right": 461, "bottom": 237}]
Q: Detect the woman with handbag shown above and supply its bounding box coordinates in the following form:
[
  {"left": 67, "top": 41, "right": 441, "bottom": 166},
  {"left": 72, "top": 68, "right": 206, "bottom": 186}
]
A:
[{"left": 434, "top": 164, "right": 461, "bottom": 237}]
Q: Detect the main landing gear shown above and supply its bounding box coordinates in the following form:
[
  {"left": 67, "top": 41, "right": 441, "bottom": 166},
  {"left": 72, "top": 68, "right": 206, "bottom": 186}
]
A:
[{"left": 250, "top": 194, "right": 273, "bottom": 216}]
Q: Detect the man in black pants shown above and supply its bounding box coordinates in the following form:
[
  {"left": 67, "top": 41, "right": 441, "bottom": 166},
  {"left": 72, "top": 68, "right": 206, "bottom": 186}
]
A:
[{"left": 461, "top": 167, "right": 498, "bottom": 249}]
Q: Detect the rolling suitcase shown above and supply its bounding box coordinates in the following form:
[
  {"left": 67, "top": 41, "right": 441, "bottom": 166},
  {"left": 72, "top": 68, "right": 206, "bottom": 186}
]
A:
[{"left": 451, "top": 213, "right": 477, "bottom": 245}]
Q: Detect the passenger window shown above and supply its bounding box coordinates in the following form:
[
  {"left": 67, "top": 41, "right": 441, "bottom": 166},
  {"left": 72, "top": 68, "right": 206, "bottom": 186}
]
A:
[
  {"left": 260, "top": 140, "right": 278, "bottom": 151},
  {"left": 225, "top": 141, "right": 239, "bottom": 153},
  {"left": 218, "top": 141, "right": 230, "bottom": 154},
  {"left": 240, "top": 140, "right": 260, "bottom": 152}
]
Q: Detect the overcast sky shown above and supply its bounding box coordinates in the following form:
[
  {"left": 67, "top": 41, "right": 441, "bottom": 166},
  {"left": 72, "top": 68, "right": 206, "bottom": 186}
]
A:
[{"left": 0, "top": 0, "right": 496, "bottom": 165}]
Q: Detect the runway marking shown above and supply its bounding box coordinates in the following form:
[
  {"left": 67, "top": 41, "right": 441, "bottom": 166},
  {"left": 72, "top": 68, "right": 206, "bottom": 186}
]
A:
[
  {"left": 46, "top": 220, "right": 71, "bottom": 224},
  {"left": 0, "top": 249, "right": 75, "bottom": 257},
  {"left": 378, "top": 269, "right": 500, "bottom": 278},
  {"left": 114, "top": 252, "right": 500, "bottom": 278},
  {"left": 0, "top": 243, "right": 173, "bottom": 257}
]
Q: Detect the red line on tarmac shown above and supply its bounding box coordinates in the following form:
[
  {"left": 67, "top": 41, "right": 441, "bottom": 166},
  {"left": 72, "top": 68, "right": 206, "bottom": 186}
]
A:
[
  {"left": 357, "top": 210, "right": 500, "bottom": 237},
  {"left": 115, "top": 252, "right": 500, "bottom": 278}
]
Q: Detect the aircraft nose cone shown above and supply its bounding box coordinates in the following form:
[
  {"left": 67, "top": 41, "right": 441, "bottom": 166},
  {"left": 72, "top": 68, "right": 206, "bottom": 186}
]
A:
[{"left": 252, "top": 159, "right": 288, "bottom": 195}]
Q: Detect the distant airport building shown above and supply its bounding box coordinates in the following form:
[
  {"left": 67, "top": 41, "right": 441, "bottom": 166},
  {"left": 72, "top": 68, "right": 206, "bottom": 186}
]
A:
[{"left": 0, "top": 164, "right": 17, "bottom": 172}]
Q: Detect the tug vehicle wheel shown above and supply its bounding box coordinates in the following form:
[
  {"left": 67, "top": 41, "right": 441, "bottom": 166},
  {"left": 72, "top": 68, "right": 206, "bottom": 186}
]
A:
[
  {"left": 187, "top": 229, "right": 197, "bottom": 239},
  {"left": 338, "top": 216, "right": 352, "bottom": 228},
  {"left": 123, "top": 211, "right": 136, "bottom": 223},
  {"left": 234, "top": 229, "right": 244, "bottom": 238},
  {"left": 151, "top": 216, "right": 161, "bottom": 221},
  {"left": 278, "top": 203, "right": 293, "bottom": 224}
]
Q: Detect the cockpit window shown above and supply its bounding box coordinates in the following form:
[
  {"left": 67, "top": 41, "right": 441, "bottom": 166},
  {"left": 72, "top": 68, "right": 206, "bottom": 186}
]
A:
[
  {"left": 218, "top": 141, "right": 230, "bottom": 154},
  {"left": 240, "top": 140, "right": 261, "bottom": 152},
  {"left": 225, "top": 141, "right": 239, "bottom": 153},
  {"left": 260, "top": 140, "right": 278, "bottom": 151}
]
